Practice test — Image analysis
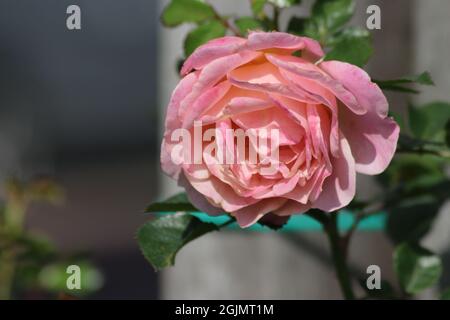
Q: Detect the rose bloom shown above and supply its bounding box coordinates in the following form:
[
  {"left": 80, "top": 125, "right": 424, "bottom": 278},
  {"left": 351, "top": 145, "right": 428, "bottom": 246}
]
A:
[{"left": 161, "top": 31, "right": 399, "bottom": 228}]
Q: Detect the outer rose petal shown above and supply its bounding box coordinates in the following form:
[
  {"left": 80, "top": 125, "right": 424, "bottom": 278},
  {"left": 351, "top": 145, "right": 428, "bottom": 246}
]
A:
[
  {"left": 161, "top": 138, "right": 180, "bottom": 179},
  {"left": 319, "top": 60, "right": 399, "bottom": 174},
  {"left": 161, "top": 72, "right": 199, "bottom": 179},
  {"left": 232, "top": 198, "right": 287, "bottom": 228},
  {"left": 273, "top": 200, "right": 310, "bottom": 216},
  {"left": 246, "top": 31, "right": 324, "bottom": 62},
  {"left": 164, "top": 72, "right": 198, "bottom": 133},
  {"left": 184, "top": 166, "right": 259, "bottom": 212},
  {"left": 178, "top": 172, "right": 224, "bottom": 215},
  {"left": 266, "top": 54, "right": 365, "bottom": 115},
  {"left": 340, "top": 105, "right": 400, "bottom": 175},
  {"left": 319, "top": 60, "right": 388, "bottom": 117},
  {"left": 313, "top": 134, "right": 356, "bottom": 212},
  {"left": 181, "top": 36, "right": 247, "bottom": 76},
  {"left": 181, "top": 32, "right": 324, "bottom": 76}
]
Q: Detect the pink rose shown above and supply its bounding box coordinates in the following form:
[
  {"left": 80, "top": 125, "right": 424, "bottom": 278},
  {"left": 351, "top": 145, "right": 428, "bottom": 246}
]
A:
[{"left": 161, "top": 31, "right": 399, "bottom": 228}]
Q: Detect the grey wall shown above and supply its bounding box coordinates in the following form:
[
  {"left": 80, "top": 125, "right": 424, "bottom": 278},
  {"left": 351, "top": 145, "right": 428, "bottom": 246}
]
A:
[{"left": 0, "top": 1, "right": 161, "bottom": 299}]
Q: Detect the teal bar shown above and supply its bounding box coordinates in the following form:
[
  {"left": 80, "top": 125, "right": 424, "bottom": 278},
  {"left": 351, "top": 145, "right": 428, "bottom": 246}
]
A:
[{"left": 190, "top": 210, "right": 386, "bottom": 232}]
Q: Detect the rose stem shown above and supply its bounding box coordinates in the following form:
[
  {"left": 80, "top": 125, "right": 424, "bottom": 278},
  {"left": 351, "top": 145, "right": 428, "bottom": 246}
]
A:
[{"left": 323, "top": 213, "right": 355, "bottom": 300}]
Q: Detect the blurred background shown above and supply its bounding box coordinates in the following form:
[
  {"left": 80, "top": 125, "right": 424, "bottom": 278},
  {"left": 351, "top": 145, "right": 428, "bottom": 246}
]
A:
[{"left": 0, "top": 0, "right": 449, "bottom": 299}]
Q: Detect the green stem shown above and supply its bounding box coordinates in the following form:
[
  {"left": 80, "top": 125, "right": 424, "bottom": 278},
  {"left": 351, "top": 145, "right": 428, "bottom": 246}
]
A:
[
  {"left": 324, "top": 214, "right": 355, "bottom": 300},
  {"left": 396, "top": 147, "right": 450, "bottom": 159},
  {"left": 397, "top": 134, "right": 450, "bottom": 159},
  {"left": 210, "top": 6, "right": 242, "bottom": 36}
]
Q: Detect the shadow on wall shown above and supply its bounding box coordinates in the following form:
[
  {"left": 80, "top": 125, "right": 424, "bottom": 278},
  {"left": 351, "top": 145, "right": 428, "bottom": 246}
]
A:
[{"left": 0, "top": 1, "right": 162, "bottom": 298}]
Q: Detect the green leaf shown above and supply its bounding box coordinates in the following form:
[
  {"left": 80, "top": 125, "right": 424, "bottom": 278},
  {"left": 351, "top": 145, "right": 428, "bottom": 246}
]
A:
[
  {"left": 251, "top": 0, "right": 267, "bottom": 18},
  {"left": 287, "top": 16, "right": 305, "bottom": 35},
  {"left": 304, "top": 0, "right": 355, "bottom": 43},
  {"left": 409, "top": 102, "right": 450, "bottom": 140},
  {"left": 393, "top": 243, "right": 442, "bottom": 295},
  {"left": 374, "top": 72, "right": 434, "bottom": 94},
  {"left": 268, "top": 0, "right": 301, "bottom": 8},
  {"left": 379, "top": 85, "right": 420, "bottom": 94},
  {"left": 377, "top": 72, "right": 434, "bottom": 86},
  {"left": 409, "top": 104, "right": 427, "bottom": 138},
  {"left": 389, "top": 111, "right": 405, "bottom": 132},
  {"left": 325, "top": 28, "right": 372, "bottom": 67},
  {"left": 387, "top": 198, "right": 441, "bottom": 244},
  {"left": 413, "top": 72, "right": 434, "bottom": 85},
  {"left": 379, "top": 153, "right": 445, "bottom": 189},
  {"left": 161, "top": 0, "right": 215, "bottom": 27},
  {"left": 235, "top": 17, "right": 263, "bottom": 36},
  {"left": 137, "top": 213, "right": 219, "bottom": 270},
  {"left": 403, "top": 177, "right": 450, "bottom": 200},
  {"left": 441, "top": 288, "right": 450, "bottom": 300},
  {"left": 145, "top": 192, "right": 199, "bottom": 213},
  {"left": 415, "top": 72, "right": 434, "bottom": 85},
  {"left": 184, "top": 20, "right": 226, "bottom": 56}
]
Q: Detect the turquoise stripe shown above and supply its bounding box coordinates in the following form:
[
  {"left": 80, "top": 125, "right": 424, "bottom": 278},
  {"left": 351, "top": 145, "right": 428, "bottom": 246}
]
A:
[{"left": 189, "top": 210, "right": 386, "bottom": 232}]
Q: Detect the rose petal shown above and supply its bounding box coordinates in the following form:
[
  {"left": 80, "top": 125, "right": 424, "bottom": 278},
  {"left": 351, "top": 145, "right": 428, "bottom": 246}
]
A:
[
  {"left": 246, "top": 31, "right": 324, "bottom": 61},
  {"left": 319, "top": 60, "right": 388, "bottom": 117},
  {"left": 183, "top": 166, "right": 259, "bottom": 212},
  {"left": 179, "top": 51, "right": 261, "bottom": 120},
  {"left": 266, "top": 53, "right": 365, "bottom": 115},
  {"left": 340, "top": 105, "right": 399, "bottom": 175},
  {"left": 313, "top": 134, "right": 356, "bottom": 212},
  {"left": 164, "top": 72, "right": 198, "bottom": 133},
  {"left": 224, "top": 96, "right": 273, "bottom": 115},
  {"left": 273, "top": 200, "right": 310, "bottom": 216},
  {"left": 277, "top": 68, "right": 340, "bottom": 157},
  {"left": 232, "top": 198, "right": 287, "bottom": 228},
  {"left": 178, "top": 172, "right": 224, "bottom": 215},
  {"left": 231, "top": 107, "right": 304, "bottom": 145},
  {"left": 181, "top": 36, "right": 247, "bottom": 76},
  {"left": 182, "top": 81, "right": 231, "bottom": 129},
  {"left": 319, "top": 61, "right": 398, "bottom": 174}
]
